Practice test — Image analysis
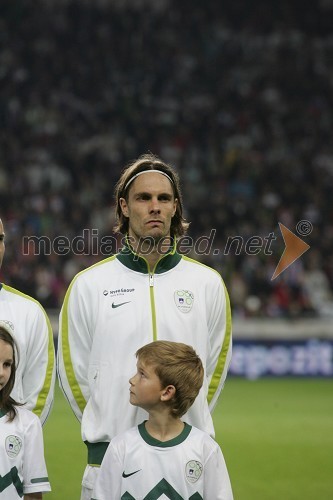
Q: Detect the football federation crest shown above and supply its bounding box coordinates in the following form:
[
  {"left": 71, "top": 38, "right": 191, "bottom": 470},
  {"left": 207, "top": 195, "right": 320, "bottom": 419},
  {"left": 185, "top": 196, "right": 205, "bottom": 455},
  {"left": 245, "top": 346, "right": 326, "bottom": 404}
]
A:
[
  {"left": 5, "top": 435, "right": 22, "bottom": 458},
  {"left": 185, "top": 460, "right": 203, "bottom": 483},
  {"left": 174, "top": 290, "right": 194, "bottom": 313}
]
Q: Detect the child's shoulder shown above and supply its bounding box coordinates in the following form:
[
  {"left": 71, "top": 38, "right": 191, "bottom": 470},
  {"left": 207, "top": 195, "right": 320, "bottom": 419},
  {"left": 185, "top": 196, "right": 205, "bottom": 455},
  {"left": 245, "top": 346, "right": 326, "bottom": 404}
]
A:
[
  {"left": 111, "top": 425, "right": 138, "bottom": 445},
  {"left": 14, "top": 406, "right": 41, "bottom": 426},
  {"left": 0, "top": 407, "right": 41, "bottom": 436},
  {"left": 187, "top": 424, "right": 221, "bottom": 449}
]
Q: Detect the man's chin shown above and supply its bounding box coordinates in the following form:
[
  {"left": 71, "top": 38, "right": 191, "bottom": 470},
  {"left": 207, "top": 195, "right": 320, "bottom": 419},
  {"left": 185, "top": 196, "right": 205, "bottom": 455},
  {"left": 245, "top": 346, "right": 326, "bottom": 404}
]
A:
[
  {"left": 140, "top": 234, "right": 172, "bottom": 249},
  {"left": 142, "top": 231, "right": 171, "bottom": 248}
]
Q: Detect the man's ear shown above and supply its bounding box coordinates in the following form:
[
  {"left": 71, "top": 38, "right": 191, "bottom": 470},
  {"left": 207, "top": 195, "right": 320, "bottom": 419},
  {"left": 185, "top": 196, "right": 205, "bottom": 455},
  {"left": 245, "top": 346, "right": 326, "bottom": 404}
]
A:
[
  {"left": 161, "top": 385, "right": 176, "bottom": 402},
  {"left": 119, "top": 197, "right": 129, "bottom": 217},
  {"left": 173, "top": 198, "right": 178, "bottom": 217}
]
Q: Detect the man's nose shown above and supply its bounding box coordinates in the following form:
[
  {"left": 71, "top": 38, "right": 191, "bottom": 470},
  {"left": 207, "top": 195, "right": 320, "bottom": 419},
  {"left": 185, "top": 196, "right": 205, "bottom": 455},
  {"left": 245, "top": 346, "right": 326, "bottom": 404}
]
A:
[{"left": 149, "top": 198, "right": 161, "bottom": 212}]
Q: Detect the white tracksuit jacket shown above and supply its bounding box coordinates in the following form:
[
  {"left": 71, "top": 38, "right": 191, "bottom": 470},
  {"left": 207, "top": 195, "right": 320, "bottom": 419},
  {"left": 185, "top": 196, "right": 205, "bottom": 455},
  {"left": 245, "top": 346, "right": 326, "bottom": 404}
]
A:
[
  {"left": 0, "top": 284, "right": 56, "bottom": 424},
  {"left": 57, "top": 244, "right": 232, "bottom": 465}
]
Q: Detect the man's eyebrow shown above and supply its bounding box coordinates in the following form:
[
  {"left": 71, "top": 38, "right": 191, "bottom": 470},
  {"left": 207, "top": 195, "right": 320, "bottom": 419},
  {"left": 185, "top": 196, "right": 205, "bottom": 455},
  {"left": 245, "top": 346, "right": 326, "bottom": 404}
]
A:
[{"left": 134, "top": 191, "right": 173, "bottom": 197}]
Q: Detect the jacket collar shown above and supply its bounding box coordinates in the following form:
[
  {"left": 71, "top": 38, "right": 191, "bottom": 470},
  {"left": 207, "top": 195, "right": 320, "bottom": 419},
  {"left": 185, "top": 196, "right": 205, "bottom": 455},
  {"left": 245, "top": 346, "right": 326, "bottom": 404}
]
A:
[{"left": 116, "top": 236, "right": 181, "bottom": 274}]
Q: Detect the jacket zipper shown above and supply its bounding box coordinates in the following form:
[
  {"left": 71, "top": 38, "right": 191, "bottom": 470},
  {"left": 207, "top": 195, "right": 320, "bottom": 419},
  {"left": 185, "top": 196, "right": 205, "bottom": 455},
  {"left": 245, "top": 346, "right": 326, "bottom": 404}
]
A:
[{"left": 149, "top": 273, "right": 157, "bottom": 341}]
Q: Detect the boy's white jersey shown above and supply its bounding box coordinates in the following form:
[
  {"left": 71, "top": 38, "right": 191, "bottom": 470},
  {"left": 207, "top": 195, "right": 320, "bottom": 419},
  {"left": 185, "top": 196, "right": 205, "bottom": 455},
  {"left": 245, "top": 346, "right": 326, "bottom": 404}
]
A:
[
  {"left": 92, "top": 422, "right": 233, "bottom": 500},
  {"left": 0, "top": 406, "right": 51, "bottom": 498},
  {"left": 0, "top": 284, "right": 55, "bottom": 424},
  {"left": 58, "top": 247, "right": 232, "bottom": 458}
]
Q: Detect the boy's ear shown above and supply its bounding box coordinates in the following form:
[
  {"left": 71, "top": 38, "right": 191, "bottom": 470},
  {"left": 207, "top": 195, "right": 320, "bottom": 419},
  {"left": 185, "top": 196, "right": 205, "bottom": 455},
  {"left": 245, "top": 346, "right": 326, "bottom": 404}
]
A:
[{"left": 160, "top": 385, "right": 176, "bottom": 402}]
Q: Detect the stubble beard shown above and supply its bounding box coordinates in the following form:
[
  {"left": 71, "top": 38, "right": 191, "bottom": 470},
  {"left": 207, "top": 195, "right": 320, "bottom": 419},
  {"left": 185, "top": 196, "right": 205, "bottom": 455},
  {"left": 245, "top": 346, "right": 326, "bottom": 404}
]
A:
[{"left": 137, "top": 234, "right": 172, "bottom": 257}]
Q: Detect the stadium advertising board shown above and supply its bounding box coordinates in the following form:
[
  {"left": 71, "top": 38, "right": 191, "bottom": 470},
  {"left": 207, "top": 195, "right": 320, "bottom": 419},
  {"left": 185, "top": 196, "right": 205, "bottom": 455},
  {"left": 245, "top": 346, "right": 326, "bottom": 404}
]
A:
[{"left": 229, "top": 339, "right": 333, "bottom": 379}]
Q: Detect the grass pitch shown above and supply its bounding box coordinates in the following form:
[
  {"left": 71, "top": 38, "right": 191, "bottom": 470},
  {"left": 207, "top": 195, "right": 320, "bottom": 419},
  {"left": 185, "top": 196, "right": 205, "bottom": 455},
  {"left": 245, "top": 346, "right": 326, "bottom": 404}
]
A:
[
  {"left": 44, "top": 379, "right": 333, "bottom": 499},
  {"left": 44, "top": 385, "right": 85, "bottom": 499},
  {"left": 215, "top": 378, "right": 333, "bottom": 500}
]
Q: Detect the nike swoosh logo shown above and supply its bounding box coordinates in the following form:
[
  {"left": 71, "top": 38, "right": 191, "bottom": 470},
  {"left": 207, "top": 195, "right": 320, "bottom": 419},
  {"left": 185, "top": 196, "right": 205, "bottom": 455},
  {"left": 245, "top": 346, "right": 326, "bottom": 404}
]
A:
[
  {"left": 122, "top": 469, "right": 141, "bottom": 478},
  {"left": 112, "top": 301, "right": 131, "bottom": 308}
]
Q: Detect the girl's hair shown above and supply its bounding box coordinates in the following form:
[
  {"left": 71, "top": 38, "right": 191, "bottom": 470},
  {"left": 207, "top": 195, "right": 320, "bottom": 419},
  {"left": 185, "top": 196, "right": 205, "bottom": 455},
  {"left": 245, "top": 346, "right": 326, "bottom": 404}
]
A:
[
  {"left": 113, "top": 153, "right": 190, "bottom": 237},
  {"left": 136, "top": 340, "right": 204, "bottom": 418},
  {"left": 0, "top": 325, "right": 21, "bottom": 421}
]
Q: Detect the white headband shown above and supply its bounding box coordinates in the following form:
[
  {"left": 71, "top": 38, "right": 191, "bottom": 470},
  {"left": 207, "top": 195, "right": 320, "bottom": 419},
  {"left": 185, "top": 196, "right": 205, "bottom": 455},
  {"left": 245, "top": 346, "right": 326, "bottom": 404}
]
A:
[{"left": 124, "top": 169, "right": 174, "bottom": 192}]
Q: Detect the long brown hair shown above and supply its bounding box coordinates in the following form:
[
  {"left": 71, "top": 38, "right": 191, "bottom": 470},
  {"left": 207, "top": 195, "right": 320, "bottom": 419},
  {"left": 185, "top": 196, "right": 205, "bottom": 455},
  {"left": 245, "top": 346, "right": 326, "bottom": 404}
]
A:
[
  {"left": 113, "top": 153, "right": 189, "bottom": 238},
  {"left": 0, "top": 325, "right": 21, "bottom": 421}
]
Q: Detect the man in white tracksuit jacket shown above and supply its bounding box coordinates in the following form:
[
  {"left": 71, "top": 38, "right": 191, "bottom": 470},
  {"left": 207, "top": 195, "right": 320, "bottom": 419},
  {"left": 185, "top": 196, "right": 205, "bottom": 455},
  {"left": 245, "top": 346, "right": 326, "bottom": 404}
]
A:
[{"left": 57, "top": 153, "right": 232, "bottom": 499}]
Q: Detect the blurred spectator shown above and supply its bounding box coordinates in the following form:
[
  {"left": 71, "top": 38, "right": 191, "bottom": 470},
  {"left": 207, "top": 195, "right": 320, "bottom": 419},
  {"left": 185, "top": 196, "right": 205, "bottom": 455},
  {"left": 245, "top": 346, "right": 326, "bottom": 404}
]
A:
[{"left": 303, "top": 251, "right": 333, "bottom": 317}]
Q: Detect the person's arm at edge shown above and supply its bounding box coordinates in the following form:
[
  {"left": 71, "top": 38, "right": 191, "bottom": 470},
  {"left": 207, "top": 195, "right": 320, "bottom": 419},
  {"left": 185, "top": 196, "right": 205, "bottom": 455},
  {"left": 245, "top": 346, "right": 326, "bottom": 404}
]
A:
[
  {"left": 92, "top": 440, "right": 123, "bottom": 500},
  {"left": 13, "top": 293, "right": 56, "bottom": 425},
  {"left": 206, "top": 275, "right": 232, "bottom": 412},
  {"left": 22, "top": 412, "right": 51, "bottom": 498},
  {"left": 57, "top": 275, "right": 92, "bottom": 421},
  {"left": 204, "top": 442, "right": 234, "bottom": 500}
]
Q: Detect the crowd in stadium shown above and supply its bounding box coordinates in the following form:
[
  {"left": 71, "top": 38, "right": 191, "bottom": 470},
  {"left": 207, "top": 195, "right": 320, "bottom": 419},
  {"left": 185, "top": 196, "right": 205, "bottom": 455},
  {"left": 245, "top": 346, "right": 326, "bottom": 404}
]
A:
[{"left": 1, "top": 0, "right": 333, "bottom": 317}]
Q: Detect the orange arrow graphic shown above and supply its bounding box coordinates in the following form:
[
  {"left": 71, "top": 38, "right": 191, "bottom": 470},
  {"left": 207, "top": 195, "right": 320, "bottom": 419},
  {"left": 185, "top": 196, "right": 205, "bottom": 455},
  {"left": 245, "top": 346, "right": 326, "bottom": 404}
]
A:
[{"left": 271, "top": 223, "right": 310, "bottom": 280}]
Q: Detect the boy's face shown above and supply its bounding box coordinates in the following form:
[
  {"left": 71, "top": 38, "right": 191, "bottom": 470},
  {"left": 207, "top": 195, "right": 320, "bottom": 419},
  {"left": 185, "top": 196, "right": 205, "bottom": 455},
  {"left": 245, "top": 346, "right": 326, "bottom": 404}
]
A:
[{"left": 129, "top": 359, "right": 164, "bottom": 411}]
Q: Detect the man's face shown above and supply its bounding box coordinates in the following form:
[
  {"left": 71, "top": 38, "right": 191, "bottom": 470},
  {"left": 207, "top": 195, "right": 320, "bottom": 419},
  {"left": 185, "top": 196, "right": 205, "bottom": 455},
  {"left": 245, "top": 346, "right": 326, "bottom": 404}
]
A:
[
  {"left": 0, "top": 220, "right": 5, "bottom": 271},
  {"left": 120, "top": 172, "right": 177, "bottom": 247}
]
